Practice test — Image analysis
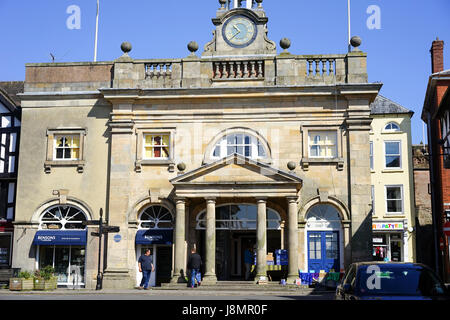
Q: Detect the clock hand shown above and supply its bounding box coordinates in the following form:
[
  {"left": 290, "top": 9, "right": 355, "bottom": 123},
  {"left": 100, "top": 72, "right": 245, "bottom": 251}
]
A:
[{"left": 230, "top": 26, "right": 241, "bottom": 40}]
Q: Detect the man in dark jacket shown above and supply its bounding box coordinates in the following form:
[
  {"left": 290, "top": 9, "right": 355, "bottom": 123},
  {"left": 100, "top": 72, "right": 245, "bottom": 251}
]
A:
[{"left": 187, "top": 248, "right": 202, "bottom": 288}]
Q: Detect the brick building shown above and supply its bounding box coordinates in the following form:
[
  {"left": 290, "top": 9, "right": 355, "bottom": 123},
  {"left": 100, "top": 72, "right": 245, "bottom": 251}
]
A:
[{"left": 422, "top": 38, "right": 450, "bottom": 282}]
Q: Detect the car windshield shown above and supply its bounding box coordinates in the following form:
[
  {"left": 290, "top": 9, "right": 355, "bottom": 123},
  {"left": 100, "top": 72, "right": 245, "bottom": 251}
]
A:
[{"left": 357, "top": 265, "right": 446, "bottom": 296}]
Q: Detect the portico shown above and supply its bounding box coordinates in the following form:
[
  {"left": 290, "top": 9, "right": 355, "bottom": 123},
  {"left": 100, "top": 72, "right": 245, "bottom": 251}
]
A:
[{"left": 169, "top": 154, "right": 302, "bottom": 284}]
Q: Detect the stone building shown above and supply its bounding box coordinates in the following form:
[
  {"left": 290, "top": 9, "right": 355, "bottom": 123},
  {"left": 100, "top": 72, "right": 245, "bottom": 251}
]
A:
[
  {"left": 12, "top": 1, "right": 381, "bottom": 289},
  {"left": 369, "top": 95, "right": 416, "bottom": 263},
  {"left": 412, "top": 145, "right": 433, "bottom": 268}
]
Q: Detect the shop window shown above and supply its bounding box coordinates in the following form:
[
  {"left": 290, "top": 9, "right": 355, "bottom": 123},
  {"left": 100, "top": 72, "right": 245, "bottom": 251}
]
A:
[
  {"left": 39, "top": 205, "right": 88, "bottom": 230},
  {"left": 45, "top": 129, "right": 86, "bottom": 173},
  {"left": 39, "top": 246, "right": 85, "bottom": 286},
  {"left": 0, "top": 181, "right": 15, "bottom": 220},
  {"left": 385, "top": 185, "right": 404, "bottom": 215},
  {"left": 385, "top": 141, "right": 401, "bottom": 169},
  {"left": 139, "top": 205, "right": 173, "bottom": 229},
  {"left": 0, "top": 234, "right": 12, "bottom": 266}
]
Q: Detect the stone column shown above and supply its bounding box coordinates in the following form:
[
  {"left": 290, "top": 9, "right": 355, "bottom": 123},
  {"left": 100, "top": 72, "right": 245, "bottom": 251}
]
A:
[
  {"left": 287, "top": 197, "right": 299, "bottom": 283},
  {"left": 171, "top": 198, "right": 186, "bottom": 283},
  {"left": 255, "top": 197, "right": 267, "bottom": 282},
  {"left": 203, "top": 197, "right": 217, "bottom": 284}
]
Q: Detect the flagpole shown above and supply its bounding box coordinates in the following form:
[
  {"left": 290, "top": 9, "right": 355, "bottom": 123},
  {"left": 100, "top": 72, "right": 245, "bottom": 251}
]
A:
[
  {"left": 347, "top": 0, "right": 351, "bottom": 52},
  {"left": 94, "top": 0, "right": 99, "bottom": 62}
]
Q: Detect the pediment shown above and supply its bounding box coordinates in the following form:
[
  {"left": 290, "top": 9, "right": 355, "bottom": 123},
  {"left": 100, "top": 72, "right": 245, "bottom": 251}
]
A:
[{"left": 171, "top": 154, "right": 302, "bottom": 185}]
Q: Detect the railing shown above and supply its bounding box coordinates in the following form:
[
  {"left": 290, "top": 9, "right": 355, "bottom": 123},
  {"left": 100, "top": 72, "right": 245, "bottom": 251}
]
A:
[
  {"left": 212, "top": 60, "right": 264, "bottom": 80},
  {"left": 145, "top": 62, "right": 173, "bottom": 79},
  {"left": 306, "top": 58, "right": 336, "bottom": 77}
]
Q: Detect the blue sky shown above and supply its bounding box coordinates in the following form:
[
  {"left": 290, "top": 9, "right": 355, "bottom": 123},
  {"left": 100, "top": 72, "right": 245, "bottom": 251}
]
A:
[{"left": 1, "top": 0, "right": 449, "bottom": 144}]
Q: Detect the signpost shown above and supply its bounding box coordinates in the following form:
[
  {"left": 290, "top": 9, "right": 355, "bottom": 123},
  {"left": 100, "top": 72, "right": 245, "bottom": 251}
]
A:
[{"left": 82, "top": 208, "right": 120, "bottom": 290}]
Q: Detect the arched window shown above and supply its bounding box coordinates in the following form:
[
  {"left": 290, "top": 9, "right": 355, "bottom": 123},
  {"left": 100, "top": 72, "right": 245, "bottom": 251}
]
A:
[
  {"left": 306, "top": 204, "right": 342, "bottom": 230},
  {"left": 196, "top": 204, "right": 281, "bottom": 230},
  {"left": 211, "top": 133, "right": 268, "bottom": 160},
  {"left": 139, "top": 205, "right": 173, "bottom": 229},
  {"left": 384, "top": 122, "right": 400, "bottom": 132},
  {"left": 39, "top": 205, "right": 87, "bottom": 230}
]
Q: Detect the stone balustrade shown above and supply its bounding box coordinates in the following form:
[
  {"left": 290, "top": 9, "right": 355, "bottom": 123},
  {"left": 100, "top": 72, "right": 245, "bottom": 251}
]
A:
[
  {"left": 212, "top": 60, "right": 264, "bottom": 80},
  {"left": 145, "top": 62, "right": 173, "bottom": 79},
  {"left": 24, "top": 52, "right": 367, "bottom": 92}
]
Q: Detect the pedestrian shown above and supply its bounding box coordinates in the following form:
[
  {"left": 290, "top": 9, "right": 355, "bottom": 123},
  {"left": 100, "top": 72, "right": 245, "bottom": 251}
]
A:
[
  {"left": 138, "top": 248, "right": 154, "bottom": 290},
  {"left": 187, "top": 247, "right": 202, "bottom": 288},
  {"left": 244, "top": 246, "right": 254, "bottom": 281}
]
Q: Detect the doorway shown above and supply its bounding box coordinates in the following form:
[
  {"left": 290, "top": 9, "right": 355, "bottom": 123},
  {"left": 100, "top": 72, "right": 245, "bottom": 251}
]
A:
[{"left": 136, "top": 245, "right": 173, "bottom": 287}]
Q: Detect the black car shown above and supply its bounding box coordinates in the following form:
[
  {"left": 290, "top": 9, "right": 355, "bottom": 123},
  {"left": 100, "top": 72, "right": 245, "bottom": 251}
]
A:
[{"left": 335, "top": 262, "right": 450, "bottom": 300}]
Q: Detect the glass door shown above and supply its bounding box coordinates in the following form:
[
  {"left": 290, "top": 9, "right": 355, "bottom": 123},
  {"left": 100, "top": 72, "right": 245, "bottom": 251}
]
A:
[{"left": 308, "top": 231, "right": 340, "bottom": 273}]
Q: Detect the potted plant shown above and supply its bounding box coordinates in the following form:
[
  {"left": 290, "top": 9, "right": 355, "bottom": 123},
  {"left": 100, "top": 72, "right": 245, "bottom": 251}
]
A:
[
  {"left": 33, "top": 266, "right": 57, "bottom": 291},
  {"left": 9, "top": 271, "right": 34, "bottom": 291}
]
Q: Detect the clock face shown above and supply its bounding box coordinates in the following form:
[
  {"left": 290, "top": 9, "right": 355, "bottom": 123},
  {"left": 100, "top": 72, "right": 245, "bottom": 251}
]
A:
[{"left": 223, "top": 16, "right": 257, "bottom": 48}]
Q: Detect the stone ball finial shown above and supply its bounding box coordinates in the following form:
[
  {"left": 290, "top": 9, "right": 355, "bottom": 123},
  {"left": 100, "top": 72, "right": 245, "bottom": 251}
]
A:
[
  {"left": 350, "top": 36, "right": 362, "bottom": 48},
  {"left": 121, "top": 42, "right": 132, "bottom": 54},
  {"left": 280, "top": 38, "right": 291, "bottom": 51},
  {"left": 255, "top": 0, "right": 263, "bottom": 6},
  {"left": 177, "top": 162, "right": 186, "bottom": 172},
  {"left": 187, "top": 41, "right": 199, "bottom": 53},
  {"left": 287, "top": 161, "right": 297, "bottom": 171},
  {"left": 219, "top": 0, "right": 227, "bottom": 8}
]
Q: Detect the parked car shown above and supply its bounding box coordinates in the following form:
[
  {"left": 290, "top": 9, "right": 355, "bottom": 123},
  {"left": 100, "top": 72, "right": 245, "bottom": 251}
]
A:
[{"left": 335, "top": 262, "right": 450, "bottom": 300}]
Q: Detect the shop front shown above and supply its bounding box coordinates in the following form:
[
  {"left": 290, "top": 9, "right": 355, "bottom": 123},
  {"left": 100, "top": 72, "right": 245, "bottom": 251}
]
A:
[
  {"left": 33, "top": 230, "right": 87, "bottom": 287},
  {"left": 372, "top": 221, "right": 407, "bottom": 262},
  {"left": 0, "top": 229, "right": 12, "bottom": 268},
  {"left": 33, "top": 204, "right": 89, "bottom": 287},
  {"left": 135, "top": 205, "right": 174, "bottom": 287}
]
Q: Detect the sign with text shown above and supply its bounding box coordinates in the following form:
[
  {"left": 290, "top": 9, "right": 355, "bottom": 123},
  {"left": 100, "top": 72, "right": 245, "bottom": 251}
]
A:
[{"left": 372, "top": 222, "right": 404, "bottom": 231}]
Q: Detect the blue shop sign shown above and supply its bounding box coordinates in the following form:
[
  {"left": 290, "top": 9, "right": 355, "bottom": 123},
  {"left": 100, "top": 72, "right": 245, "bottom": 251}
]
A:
[
  {"left": 33, "top": 230, "right": 87, "bottom": 246},
  {"left": 136, "top": 229, "right": 173, "bottom": 245}
]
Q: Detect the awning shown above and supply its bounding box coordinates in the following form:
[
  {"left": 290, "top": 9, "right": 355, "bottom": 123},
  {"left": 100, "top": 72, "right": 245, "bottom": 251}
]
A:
[
  {"left": 136, "top": 229, "right": 173, "bottom": 245},
  {"left": 33, "top": 230, "right": 87, "bottom": 246}
]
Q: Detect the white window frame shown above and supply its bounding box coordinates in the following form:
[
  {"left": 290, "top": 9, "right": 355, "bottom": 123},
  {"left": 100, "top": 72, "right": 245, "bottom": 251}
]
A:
[
  {"left": 385, "top": 185, "right": 404, "bottom": 215},
  {"left": 53, "top": 135, "right": 81, "bottom": 161},
  {"left": 308, "top": 131, "right": 338, "bottom": 159},
  {"left": 384, "top": 122, "right": 401, "bottom": 132},
  {"left": 135, "top": 127, "right": 176, "bottom": 172},
  {"left": 384, "top": 140, "right": 402, "bottom": 169},
  {"left": 370, "top": 141, "right": 374, "bottom": 170},
  {"left": 143, "top": 133, "right": 171, "bottom": 160},
  {"left": 211, "top": 133, "right": 266, "bottom": 161},
  {"left": 45, "top": 129, "right": 86, "bottom": 174}
]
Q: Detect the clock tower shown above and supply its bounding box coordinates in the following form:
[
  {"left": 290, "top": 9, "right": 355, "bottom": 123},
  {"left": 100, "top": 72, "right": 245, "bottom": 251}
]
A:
[{"left": 203, "top": 0, "right": 276, "bottom": 57}]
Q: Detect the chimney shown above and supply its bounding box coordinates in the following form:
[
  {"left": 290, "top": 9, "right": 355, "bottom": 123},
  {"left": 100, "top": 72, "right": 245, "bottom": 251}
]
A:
[{"left": 430, "top": 37, "right": 444, "bottom": 74}]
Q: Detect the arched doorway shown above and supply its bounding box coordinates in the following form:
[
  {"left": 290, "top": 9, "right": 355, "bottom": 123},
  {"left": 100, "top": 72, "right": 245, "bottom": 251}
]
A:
[
  {"left": 135, "top": 205, "right": 174, "bottom": 287},
  {"left": 196, "top": 204, "right": 281, "bottom": 280},
  {"left": 305, "top": 204, "right": 343, "bottom": 273}
]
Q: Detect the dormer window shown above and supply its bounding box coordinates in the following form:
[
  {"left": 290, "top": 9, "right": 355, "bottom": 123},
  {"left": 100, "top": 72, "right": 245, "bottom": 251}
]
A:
[{"left": 384, "top": 122, "right": 400, "bottom": 132}]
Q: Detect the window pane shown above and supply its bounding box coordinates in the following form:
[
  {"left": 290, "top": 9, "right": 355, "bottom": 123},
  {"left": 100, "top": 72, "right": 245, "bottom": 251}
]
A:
[
  {"left": 64, "top": 149, "right": 71, "bottom": 159},
  {"left": 71, "top": 136, "right": 80, "bottom": 148},
  {"left": 386, "top": 156, "right": 400, "bottom": 168},
  {"left": 258, "top": 141, "right": 266, "bottom": 157},
  {"left": 145, "top": 135, "right": 152, "bottom": 145},
  {"left": 145, "top": 147, "right": 152, "bottom": 159},
  {"left": 227, "top": 146, "right": 235, "bottom": 156},
  {"left": 161, "top": 147, "right": 169, "bottom": 158},
  {"left": 162, "top": 135, "right": 169, "bottom": 146},
  {"left": 72, "top": 148, "right": 80, "bottom": 160},
  {"left": 153, "top": 136, "right": 162, "bottom": 146},
  {"left": 153, "top": 147, "right": 161, "bottom": 158},
  {"left": 387, "top": 200, "right": 402, "bottom": 213},
  {"left": 213, "top": 145, "right": 220, "bottom": 157},
  {"left": 386, "top": 142, "right": 400, "bottom": 155},
  {"left": 387, "top": 187, "right": 401, "bottom": 200}
]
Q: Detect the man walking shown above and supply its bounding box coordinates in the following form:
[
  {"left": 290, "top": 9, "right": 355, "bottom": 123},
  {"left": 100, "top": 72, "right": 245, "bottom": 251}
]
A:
[
  {"left": 244, "top": 246, "right": 254, "bottom": 281},
  {"left": 187, "top": 248, "right": 202, "bottom": 288},
  {"left": 138, "top": 248, "right": 155, "bottom": 290}
]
